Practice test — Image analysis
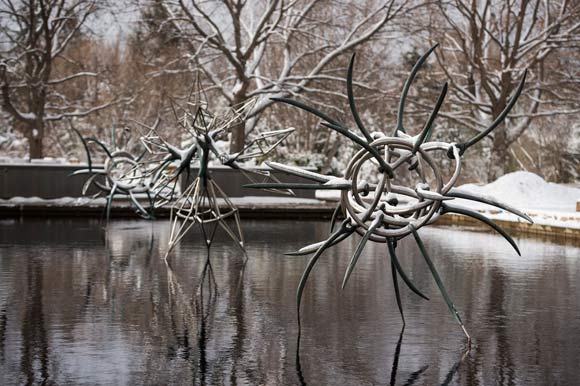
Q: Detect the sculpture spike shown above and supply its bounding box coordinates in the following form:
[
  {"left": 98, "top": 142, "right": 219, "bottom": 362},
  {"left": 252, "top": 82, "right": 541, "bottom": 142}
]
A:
[
  {"left": 285, "top": 228, "right": 355, "bottom": 256},
  {"left": 457, "top": 70, "right": 527, "bottom": 155},
  {"left": 105, "top": 183, "right": 117, "bottom": 223},
  {"left": 387, "top": 238, "right": 430, "bottom": 300},
  {"left": 391, "top": 257, "right": 405, "bottom": 325},
  {"left": 447, "top": 189, "right": 533, "bottom": 223},
  {"left": 320, "top": 122, "right": 393, "bottom": 177},
  {"left": 329, "top": 204, "right": 342, "bottom": 234},
  {"left": 342, "top": 214, "right": 384, "bottom": 289},
  {"left": 410, "top": 225, "right": 470, "bottom": 342},
  {"left": 412, "top": 82, "right": 448, "bottom": 154},
  {"left": 270, "top": 97, "right": 393, "bottom": 177},
  {"left": 395, "top": 44, "right": 439, "bottom": 136},
  {"left": 86, "top": 137, "right": 113, "bottom": 159},
  {"left": 270, "top": 97, "right": 340, "bottom": 126},
  {"left": 296, "top": 220, "right": 351, "bottom": 329},
  {"left": 72, "top": 128, "right": 93, "bottom": 172},
  {"left": 347, "top": 52, "right": 374, "bottom": 142},
  {"left": 442, "top": 204, "right": 521, "bottom": 256}
]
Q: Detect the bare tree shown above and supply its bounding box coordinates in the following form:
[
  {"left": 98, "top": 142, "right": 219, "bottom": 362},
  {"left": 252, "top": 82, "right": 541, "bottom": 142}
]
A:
[
  {"left": 0, "top": 0, "right": 119, "bottom": 159},
  {"left": 425, "top": 0, "right": 580, "bottom": 180},
  {"left": 150, "top": 0, "right": 409, "bottom": 153}
]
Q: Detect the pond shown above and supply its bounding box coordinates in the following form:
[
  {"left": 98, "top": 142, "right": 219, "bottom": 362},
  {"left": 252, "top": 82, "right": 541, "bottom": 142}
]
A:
[{"left": 0, "top": 218, "right": 579, "bottom": 385}]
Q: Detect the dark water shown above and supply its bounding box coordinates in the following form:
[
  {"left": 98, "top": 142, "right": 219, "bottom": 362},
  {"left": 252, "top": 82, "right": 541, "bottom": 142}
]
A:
[{"left": 0, "top": 218, "right": 579, "bottom": 386}]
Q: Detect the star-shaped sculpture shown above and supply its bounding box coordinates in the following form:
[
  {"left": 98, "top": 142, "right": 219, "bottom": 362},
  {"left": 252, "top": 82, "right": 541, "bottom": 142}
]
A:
[{"left": 245, "top": 45, "right": 532, "bottom": 342}]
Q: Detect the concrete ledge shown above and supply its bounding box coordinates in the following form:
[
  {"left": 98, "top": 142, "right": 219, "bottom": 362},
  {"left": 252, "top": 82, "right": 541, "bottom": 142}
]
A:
[
  {"left": 2, "top": 195, "right": 578, "bottom": 241},
  {"left": 437, "top": 213, "right": 580, "bottom": 241},
  {"left": 0, "top": 196, "right": 337, "bottom": 220}
]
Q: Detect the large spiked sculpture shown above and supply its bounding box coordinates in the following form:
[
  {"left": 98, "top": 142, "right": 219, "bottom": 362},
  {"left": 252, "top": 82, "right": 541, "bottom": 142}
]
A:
[
  {"left": 246, "top": 45, "right": 532, "bottom": 341},
  {"left": 75, "top": 80, "right": 293, "bottom": 257}
]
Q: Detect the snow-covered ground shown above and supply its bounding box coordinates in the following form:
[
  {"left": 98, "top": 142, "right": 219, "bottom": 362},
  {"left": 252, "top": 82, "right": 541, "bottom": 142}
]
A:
[
  {"left": 0, "top": 195, "right": 328, "bottom": 209},
  {"left": 316, "top": 171, "right": 580, "bottom": 230},
  {"left": 455, "top": 172, "right": 580, "bottom": 230},
  {"left": 456, "top": 171, "right": 579, "bottom": 213}
]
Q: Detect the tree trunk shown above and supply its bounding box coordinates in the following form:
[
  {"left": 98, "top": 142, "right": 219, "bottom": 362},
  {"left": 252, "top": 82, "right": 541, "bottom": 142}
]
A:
[
  {"left": 230, "top": 120, "right": 246, "bottom": 154},
  {"left": 27, "top": 121, "right": 44, "bottom": 159},
  {"left": 230, "top": 90, "right": 248, "bottom": 154},
  {"left": 487, "top": 127, "right": 508, "bottom": 182}
]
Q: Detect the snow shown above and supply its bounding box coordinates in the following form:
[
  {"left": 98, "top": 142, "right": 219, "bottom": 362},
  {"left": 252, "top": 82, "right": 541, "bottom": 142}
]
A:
[
  {"left": 456, "top": 171, "right": 580, "bottom": 213},
  {"left": 0, "top": 195, "right": 328, "bottom": 208},
  {"left": 316, "top": 189, "right": 340, "bottom": 201},
  {"left": 19, "top": 112, "right": 37, "bottom": 120},
  {"left": 455, "top": 171, "right": 580, "bottom": 230}
]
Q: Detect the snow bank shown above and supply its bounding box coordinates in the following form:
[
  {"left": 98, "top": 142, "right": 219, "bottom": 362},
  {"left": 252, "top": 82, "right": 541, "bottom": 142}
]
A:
[
  {"left": 453, "top": 171, "right": 580, "bottom": 230},
  {"left": 457, "top": 171, "right": 580, "bottom": 213}
]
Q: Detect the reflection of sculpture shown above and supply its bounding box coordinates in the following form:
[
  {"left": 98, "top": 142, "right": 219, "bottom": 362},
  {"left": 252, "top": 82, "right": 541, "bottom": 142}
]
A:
[
  {"left": 295, "top": 326, "right": 469, "bottom": 386},
  {"left": 246, "top": 45, "right": 532, "bottom": 343},
  {"left": 75, "top": 77, "right": 293, "bottom": 258}
]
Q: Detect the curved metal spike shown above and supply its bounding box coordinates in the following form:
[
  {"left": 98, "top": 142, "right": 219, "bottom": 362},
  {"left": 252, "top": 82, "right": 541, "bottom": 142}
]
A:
[
  {"left": 320, "top": 122, "right": 394, "bottom": 178},
  {"left": 86, "top": 137, "right": 114, "bottom": 159},
  {"left": 270, "top": 97, "right": 339, "bottom": 126},
  {"left": 342, "top": 214, "right": 383, "bottom": 289},
  {"left": 69, "top": 168, "right": 105, "bottom": 176},
  {"left": 412, "top": 82, "right": 448, "bottom": 154},
  {"left": 447, "top": 189, "right": 533, "bottom": 223},
  {"left": 458, "top": 70, "right": 527, "bottom": 155},
  {"left": 387, "top": 238, "right": 430, "bottom": 300},
  {"left": 409, "top": 225, "right": 470, "bottom": 342},
  {"left": 285, "top": 228, "right": 355, "bottom": 256},
  {"left": 81, "top": 173, "right": 100, "bottom": 195},
  {"left": 329, "top": 204, "right": 342, "bottom": 234},
  {"left": 266, "top": 161, "right": 332, "bottom": 183},
  {"left": 391, "top": 257, "right": 405, "bottom": 325},
  {"left": 271, "top": 97, "right": 393, "bottom": 177},
  {"left": 72, "top": 128, "right": 93, "bottom": 172},
  {"left": 128, "top": 191, "right": 151, "bottom": 219},
  {"left": 135, "top": 149, "right": 147, "bottom": 163},
  {"left": 395, "top": 44, "right": 439, "bottom": 136},
  {"left": 106, "top": 183, "right": 117, "bottom": 223},
  {"left": 347, "top": 52, "right": 373, "bottom": 143},
  {"left": 416, "top": 185, "right": 454, "bottom": 201},
  {"left": 296, "top": 220, "right": 351, "bottom": 328},
  {"left": 442, "top": 204, "right": 521, "bottom": 256},
  {"left": 145, "top": 190, "right": 155, "bottom": 219}
]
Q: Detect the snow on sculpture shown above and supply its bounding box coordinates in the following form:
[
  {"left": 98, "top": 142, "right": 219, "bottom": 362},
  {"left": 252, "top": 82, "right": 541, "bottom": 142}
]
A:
[
  {"left": 75, "top": 78, "right": 293, "bottom": 258},
  {"left": 245, "top": 45, "right": 532, "bottom": 342}
]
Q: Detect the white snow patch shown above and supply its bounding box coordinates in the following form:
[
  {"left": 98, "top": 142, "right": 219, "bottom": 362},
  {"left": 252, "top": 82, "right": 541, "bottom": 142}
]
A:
[
  {"left": 0, "top": 195, "right": 326, "bottom": 207},
  {"left": 457, "top": 171, "right": 580, "bottom": 213},
  {"left": 19, "top": 112, "right": 37, "bottom": 120},
  {"left": 316, "top": 190, "right": 341, "bottom": 201},
  {"left": 455, "top": 171, "right": 580, "bottom": 229}
]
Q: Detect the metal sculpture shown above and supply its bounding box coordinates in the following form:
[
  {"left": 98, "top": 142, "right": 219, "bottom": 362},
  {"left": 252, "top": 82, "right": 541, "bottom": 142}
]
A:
[
  {"left": 146, "top": 95, "right": 293, "bottom": 259},
  {"left": 75, "top": 80, "right": 293, "bottom": 258},
  {"left": 245, "top": 45, "right": 532, "bottom": 342},
  {"left": 72, "top": 130, "right": 155, "bottom": 221}
]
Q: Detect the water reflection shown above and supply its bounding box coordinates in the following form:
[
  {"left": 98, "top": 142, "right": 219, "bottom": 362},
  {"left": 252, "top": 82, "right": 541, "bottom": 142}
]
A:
[
  {"left": 0, "top": 219, "right": 579, "bottom": 385},
  {"left": 295, "top": 325, "right": 467, "bottom": 386}
]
